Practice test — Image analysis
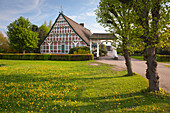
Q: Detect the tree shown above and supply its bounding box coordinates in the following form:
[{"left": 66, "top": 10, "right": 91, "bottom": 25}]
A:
[
  {"left": 96, "top": 0, "right": 142, "bottom": 75},
  {"left": 157, "top": 28, "right": 170, "bottom": 55},
  {"left": 44, "top": 20, "right": 47, "bottom": 26},
  {"left": 48, "top": 20, "right": 53, "bottom": 29},
  {"left": 32, "top": 24, "right": 39, "bottom": 32},
  {"left": 0, "top": 31, "right": 9, "bottom": 52},
  {"left": 34, "top": 25, "right": 50, "bottom": 53},
  {"left": 133, "top": 0, "right": 169, "bottom": 91},
  {"left": 38, "top": 25, "right": 50, "bottom": 44},
  {"left": 7, "top": 16, "right": 39, "bottom": 54}
]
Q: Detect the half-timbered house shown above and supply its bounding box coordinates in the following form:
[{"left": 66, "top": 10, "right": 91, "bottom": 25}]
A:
[
  {"left": 40, "top": 12, "right": 118, "bottom": 59},
  {"left": 40, "top": 12, "right": 92, "bottom": 54}
]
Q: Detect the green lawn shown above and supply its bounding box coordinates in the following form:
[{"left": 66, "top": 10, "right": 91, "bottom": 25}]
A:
[
  {"left": 0, "top": 60, "right": 169, "bottom": 112},
  {"left": 131, "top": 55, "right": 170, "bottom": 63},
  {"left": 164, "top": 65, "right": 170, "bottom": 67},
  {"left": 131, "top": 56, "right": 144, "bottom": 61}
]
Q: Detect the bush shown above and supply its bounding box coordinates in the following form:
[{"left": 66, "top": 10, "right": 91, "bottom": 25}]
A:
[
  {"left": 69, "top": 47, "right": 90, "bottom": 54},
  {"left": 0, "top": 53, "right": 94, "bottom": 61},
  {"left": 157, "top": 55, "right": 170, "bottom": 62},
  {"left": 93, "top": 49, "right": 107, "bottom": 57},
  {"left": 22, "top": 55, "right": 30, "bottom": 60},
  {"left": 100, "top": 44, "right": 107, "bottom": 56},
  {"left": 100, "top": 49, "right": 107, "bottom": 56},
  {"left": 157, "top": 46, "right": 170, "bottom": 55}
]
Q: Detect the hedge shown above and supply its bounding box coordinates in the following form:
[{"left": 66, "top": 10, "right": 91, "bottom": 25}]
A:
[
  {"left": 0, "top": 54, "right": 94, "bottom": 61},
  {"left": 69, "top": 46, "right": 90, "bottom": 54},
  {"left": 157, "top": 55, "right": 170, "bottom": 62}
]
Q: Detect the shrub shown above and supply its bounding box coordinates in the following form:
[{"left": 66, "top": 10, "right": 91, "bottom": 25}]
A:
[
  {"left": 0, "top": 53, "right": 94, "bottom": 61},
  {"left": 93, "top": 49, "right": 107, "bottom": 57},
  {"left": 69, "top": 47, "right": 90, "bottom": 54},
  {"left": 157, "top": 46, "right": 170, "bottom": 55},
  {"left": 30, "top": 55, "right": 35, "bottom": 60},
  {"left": 157, "top": 55, "right": 170, "bottom": 62},
  {"left": 100, "top": 44, "right": 107, "bottom": 56},
  {"left": 73, "top": 49, "right": 90, "bottom": 54},
  {"left": 22, "top": 55, "right": 29, "bottom": 60}
]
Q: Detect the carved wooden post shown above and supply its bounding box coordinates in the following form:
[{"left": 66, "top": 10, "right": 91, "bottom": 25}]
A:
[
  {"left": 47, "top": 41, "right": 52, "bottom": 53},
  {"left": 112, "top": 48, "right": 118, "bottom": 60},
  {"left": 90, "top": 39, "right": 92, "bottom": 54},
  {"left": 97, "top": 40, "right": 99, "bottom": 58}
]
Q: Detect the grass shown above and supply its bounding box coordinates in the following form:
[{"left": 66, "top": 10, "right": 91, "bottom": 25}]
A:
[
  {"left": 131, "top": 55, "right": 170, "bottom": 63},
  {"left": 0, "top": 60, "right": 169, "bottom": 113},
  {"left": 164, "top": 65, "right": 170, "bottom": 67},
  {"left": 131, "top": 56, "right": 145, "bottom": 61}
]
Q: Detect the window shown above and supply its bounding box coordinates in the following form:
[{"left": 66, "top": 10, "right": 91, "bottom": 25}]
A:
[
  {"left": 50, "top": 45, "right": 53, "bottom": 50},
  {"left": 57, "top": 27, "right": 59, "bottom": 30},
  {"left": 66, "top": 45, "right": 68, "bottom": 50},
  {"left": 60, "top": 34, "right": 62, "bottom": 37},
  {"left": 43, "top": 45, "right": 46, "bottom": 49},
  {"left": 63, "top": 34, "right": 65, "bottom": 37},
  {"left": 58, "top": 45, "right": 61, "bottom": 50},
  {"left": 53, "top": 34, "right": 56, "bottom": 38},
  {"left": 65, "top": 27, "right": 67, "bottom": 29},
  {"left": 69, "top": 34, "right": 72, "bottom": 37}
]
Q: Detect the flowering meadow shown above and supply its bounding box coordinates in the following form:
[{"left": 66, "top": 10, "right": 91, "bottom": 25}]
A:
[{"left": 0, "top": 60, "right": 169, "bottom": 112}]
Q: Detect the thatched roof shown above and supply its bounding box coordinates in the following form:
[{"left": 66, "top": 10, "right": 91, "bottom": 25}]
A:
[
  {"left": 89, "top": 33, "right": 116, "bottom": 40},
  {"left": 62, "top": 13, "right": 92, "bottom": 45}
]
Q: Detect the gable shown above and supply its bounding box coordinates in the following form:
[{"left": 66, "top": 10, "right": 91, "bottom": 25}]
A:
[
  {"left": 62, "top": 14, "right": 92, "bottom": 45},
  {"left": 40, "top": 13, "right": 91, "bottom": 46}
]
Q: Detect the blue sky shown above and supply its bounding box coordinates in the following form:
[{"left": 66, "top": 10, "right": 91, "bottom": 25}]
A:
[{"left": 0, "top": 0, "right": 107, "bottom": 36}]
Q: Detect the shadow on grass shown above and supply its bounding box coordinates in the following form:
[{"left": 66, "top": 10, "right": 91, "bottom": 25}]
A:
[
  {"left": 0, "top": 64, "right": 6, "bottom": 67},
  {"left": 0, "top": 73, "right": 133, "bottom": 84},
  {"left": 1, "top": 72, "right": 169, "bottom": 112},
  {"left": 48, "top": 89, "right": 169, "bottom": 113},
  {"left": 1, "top": 85, "right": 169, "bottom": 113}
]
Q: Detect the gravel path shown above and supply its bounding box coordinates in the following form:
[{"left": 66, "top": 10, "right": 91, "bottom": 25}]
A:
[{"left": 96, "top": 52, "right": 170, "bottom": 93}]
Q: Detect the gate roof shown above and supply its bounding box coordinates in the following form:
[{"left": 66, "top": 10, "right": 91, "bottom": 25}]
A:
[{"left": 89, "top": 33, "right": 116, "bottom": 40}]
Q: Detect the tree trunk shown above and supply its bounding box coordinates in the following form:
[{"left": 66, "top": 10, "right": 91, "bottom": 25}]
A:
[
  {"left": 145, "top": 0, "right": 160, "bottom": 92},
  {"left": 23, "top": 50, "right": 26, "bottom": 54},
  {"left": 146, "top": 47, "right": 159, "bottom": 91},
  {"left": 134, "top": 0, "right": 160, "bottom": 92},
  {"left": 123, "top": 49, "right": 133, "bottom": 76}
]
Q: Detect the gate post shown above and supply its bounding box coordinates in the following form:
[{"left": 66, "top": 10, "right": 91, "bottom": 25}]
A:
[
  {"left": 90, "top": 39, "right": 92, "bottom": 54},
  {"left": 97, "top": 40, "right": 99, "bottom": 58},
  {"left": 47, "top": 41, "right": 52, "bottom": 53}
]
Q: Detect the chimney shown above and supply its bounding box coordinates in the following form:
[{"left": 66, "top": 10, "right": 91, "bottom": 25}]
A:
[{"left": 80, "top": 23, "right": 84, "bottom": 27}]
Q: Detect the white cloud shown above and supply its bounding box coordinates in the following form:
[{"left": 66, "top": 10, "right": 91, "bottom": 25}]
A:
[
  {"left": 77, "top": 16, "right": 86, "bottom": 20},
  {"left": 88, "top": 23, "right": 108, "bottom": 33},
  {"left": 0, "top": 0, "right": 57, "bottom": 29},
  {"left": 0, "top": 0, "right": 40, "bottom": 16},
  {"left": 68, "top": 16, "right": 78, "bottom": 20},
  {"left": 68, "top": 15, "right": 86, "bottom": 21},
  {"left": 0, "top": 26, "right": 7, "bottom": 29},
  {"left": 0, "top": 26, "right": 7, "bottom": 37},
  {"left": 86, "top": 12, "right": 95, "bottom": 16},
  {"left": 88, "top": 0, "right": 99, "bottom": 6},
  {"left": 0, "top": 0, "right": 103, "bottom": 34},
  {"left": 68, "top": 10, "right": 96, "bottom": 22},
  {"left": 0, "top": 0, "right": 42, "bottom": 23},
  {"left": 15, "top": 0, "right": 40, "bottom": 14},
  {"left": 85, "top": 8, "right": 96, "bottom": 17}
]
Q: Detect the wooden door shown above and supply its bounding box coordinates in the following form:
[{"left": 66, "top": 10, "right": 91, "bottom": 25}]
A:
[{"left": 62, "top": 45, "right": 65, "bottom": 53}]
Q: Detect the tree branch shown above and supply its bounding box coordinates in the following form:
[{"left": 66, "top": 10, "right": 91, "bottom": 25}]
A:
[{"left": 107, "top": 3, "right": 124, "bottom": 30}]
